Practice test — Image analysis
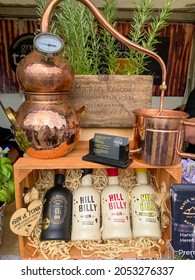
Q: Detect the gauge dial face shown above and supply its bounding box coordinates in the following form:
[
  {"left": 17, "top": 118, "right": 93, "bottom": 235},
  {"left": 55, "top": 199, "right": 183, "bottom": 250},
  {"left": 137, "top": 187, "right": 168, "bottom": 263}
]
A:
[{"left": 34, "top": 33, "right": 64, "bottom": 54}]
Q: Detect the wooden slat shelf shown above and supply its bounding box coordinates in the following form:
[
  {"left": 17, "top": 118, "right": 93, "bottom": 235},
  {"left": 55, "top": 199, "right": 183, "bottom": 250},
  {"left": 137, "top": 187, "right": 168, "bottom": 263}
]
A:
[{"left": 14, "top": 141, "right": 182, "bottom": 171}]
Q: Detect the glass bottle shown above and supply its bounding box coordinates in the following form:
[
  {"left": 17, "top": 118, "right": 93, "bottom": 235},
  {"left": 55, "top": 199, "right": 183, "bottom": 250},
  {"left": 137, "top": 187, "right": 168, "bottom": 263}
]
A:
[
  {"left": 101, "top": 168, "right": 132, "bottom": 240},
  {"left": 131, "top": 168, "right": 162, "bottom": 239},
  {"left": 40, "top": 169, "right": 72, "bottom": 241},
  {"left": 71, "top": 169, "right": 101, "bottom": 241}
]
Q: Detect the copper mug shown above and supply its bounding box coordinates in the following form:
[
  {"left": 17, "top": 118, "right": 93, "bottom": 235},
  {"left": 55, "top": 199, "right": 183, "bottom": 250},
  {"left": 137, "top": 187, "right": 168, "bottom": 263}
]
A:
[{"left": 131, "top": 108, "right": 195, "bottom": 166}]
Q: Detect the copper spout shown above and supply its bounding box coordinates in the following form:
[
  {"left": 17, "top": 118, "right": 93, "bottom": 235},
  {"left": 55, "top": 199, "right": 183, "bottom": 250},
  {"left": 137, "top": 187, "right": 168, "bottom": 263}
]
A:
[
  {"left": 0, "top": 100, "right": 17, "bottom": 128},
  {"left": 41, "top": 0, "right": 167, "bottom": 112}
]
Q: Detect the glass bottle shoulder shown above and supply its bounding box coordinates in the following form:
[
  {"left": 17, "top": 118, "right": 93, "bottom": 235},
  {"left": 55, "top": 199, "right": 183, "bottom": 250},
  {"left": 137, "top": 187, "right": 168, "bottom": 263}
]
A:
[
  {"left": 45, "top": 185, "right": 72, "bottom": 197},
  {"left": 73, "top": 185, "right": 100, "bottom": 196}
]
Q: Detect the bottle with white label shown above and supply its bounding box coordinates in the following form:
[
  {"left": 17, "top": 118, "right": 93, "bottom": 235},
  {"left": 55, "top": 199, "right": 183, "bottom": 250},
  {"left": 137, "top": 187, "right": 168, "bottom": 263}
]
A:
[
  {"left": 71, "top": 169, "right": 101, "bottom": 241},
  {"left": 131, "top": 168, "right": 162, "bottom": 239},
  {"left": 101, "top": 168, "right": 132, "bottom": 240}
]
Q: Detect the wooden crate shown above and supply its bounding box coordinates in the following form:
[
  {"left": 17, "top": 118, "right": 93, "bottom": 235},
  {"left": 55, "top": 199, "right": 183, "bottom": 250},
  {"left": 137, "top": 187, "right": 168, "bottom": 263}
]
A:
[
  {"left": 69, "top": 75, "right": 153, "bottom": 128},
  {"left": 13, "top": 141, "right": 182, "bottom": 260}
]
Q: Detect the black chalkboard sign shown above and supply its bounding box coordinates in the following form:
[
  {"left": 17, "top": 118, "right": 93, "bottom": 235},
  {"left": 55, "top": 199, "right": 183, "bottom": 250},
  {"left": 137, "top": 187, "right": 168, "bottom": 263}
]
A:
[{"left": 9, "top": 33, "right": 34, "bottom": 72}]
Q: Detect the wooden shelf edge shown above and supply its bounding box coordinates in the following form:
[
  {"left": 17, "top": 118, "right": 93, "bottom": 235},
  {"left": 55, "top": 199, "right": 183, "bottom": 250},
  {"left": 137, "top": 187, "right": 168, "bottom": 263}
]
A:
[{"left": 14, "top": 141, "right": 182, "bottom": 171}]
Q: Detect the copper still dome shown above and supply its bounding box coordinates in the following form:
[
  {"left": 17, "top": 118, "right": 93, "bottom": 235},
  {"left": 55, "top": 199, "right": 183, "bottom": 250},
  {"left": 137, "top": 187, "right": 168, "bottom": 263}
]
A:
[{"left": 16, "top": 51, "right": 74, "bottom": 93}]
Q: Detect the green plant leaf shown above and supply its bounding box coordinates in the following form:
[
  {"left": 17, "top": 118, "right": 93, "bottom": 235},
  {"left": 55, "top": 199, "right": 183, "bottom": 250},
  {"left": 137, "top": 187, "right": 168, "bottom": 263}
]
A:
[
  {"left": 0, "top": 188, "right": 9, "bottom": 202},
  {"left": 6, "top": 180, "right": 15, "bottom": 195},
  {"left": 0, "top": 157, "right": 13, "bottom": 180},
  {"left": 0, "top": 154, "right": 14, "bottom": 203}
]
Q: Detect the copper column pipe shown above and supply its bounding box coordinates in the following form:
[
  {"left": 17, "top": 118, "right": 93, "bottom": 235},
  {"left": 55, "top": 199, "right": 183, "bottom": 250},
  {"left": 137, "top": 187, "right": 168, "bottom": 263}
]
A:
[{"left": 41, "top": 0, "right": 167, "bottom": 112}]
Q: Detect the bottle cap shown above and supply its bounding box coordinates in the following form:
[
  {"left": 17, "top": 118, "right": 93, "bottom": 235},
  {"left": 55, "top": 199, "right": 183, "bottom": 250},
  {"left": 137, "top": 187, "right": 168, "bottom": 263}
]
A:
[
  {"left": 135, "top": 168, "right": 147, "bottom": 175},
  {"left": 107, "top": 168, "right": 118, "bottom": 176},
  {"left": 82, "top": 169, "right": 93, "bottom": 177}
]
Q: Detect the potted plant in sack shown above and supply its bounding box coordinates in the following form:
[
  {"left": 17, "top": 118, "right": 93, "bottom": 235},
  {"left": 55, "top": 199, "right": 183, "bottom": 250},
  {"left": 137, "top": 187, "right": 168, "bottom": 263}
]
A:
[
  {"left": 35, "top": 0, "right": 173, "bottom": 128},
  {"left": 0, "top": 147, "right": 15, "bottom": 245}
]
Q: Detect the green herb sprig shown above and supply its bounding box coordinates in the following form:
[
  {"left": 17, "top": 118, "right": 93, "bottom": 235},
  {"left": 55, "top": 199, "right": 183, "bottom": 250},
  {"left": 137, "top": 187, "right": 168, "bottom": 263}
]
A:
[
  {"left": 35, "top": 0, "right": 173, "bottom": 75},
  {"left": 35, "top": 0, "right": 118, "bottom": 74},
  {"left": 124, "top": 0, "right": 174, "bottom": 75}
]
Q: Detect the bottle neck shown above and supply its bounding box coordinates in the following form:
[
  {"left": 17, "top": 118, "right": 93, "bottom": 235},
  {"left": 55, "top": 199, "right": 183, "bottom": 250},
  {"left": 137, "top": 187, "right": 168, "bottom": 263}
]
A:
[
  {"left": 136, "top": 168, "right": 148, "bottom": 185},
  {"left": 54, "top": 173, "right": 65, "bottom": 187},
  {"left": 108, "top": 176, "right": 119, "bottom": 186},
  {"left": 81, "top": 174, "right": 92, "bottom": 187},
  {"left": 107, "top": 168, "right": 119, "bottom": 186}
]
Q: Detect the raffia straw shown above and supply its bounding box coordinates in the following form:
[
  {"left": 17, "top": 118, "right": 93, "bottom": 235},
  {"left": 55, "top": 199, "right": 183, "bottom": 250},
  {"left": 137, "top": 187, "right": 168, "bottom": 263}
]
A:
[{"left": 26, "top": 168, "right": 169, "bottom": 260}]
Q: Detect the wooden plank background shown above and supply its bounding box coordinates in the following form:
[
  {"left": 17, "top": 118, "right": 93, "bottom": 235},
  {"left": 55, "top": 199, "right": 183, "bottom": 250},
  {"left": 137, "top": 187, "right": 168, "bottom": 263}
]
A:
[
  {"left": 0, "top": 19, "right": 39, "bottom": 93},
  {"left": 0, "top": 18, "right": 194, "bottom": 96}
]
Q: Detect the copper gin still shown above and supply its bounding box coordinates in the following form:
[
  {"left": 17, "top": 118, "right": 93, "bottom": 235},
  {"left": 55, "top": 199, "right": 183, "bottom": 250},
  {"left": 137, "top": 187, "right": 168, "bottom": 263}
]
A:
[
  {"left": 2, "top": 0, "right": 195, "bottom": 163},
  {"left": 2, "top": 0, "right": 167, "bottom": 159}
]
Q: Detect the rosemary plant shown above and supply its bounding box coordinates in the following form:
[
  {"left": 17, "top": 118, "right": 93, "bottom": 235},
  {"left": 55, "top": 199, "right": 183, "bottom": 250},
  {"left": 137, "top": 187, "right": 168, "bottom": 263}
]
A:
[
  {"left": 35, "top": 0, "right": 118, "bottom": 74},
  {"left": 35, "top": 0, "right": 173, "bottom": 75},
  {"left": 97, "top": 0, "right": 119, "bottom": 74},
  {"left": 123, "top": 0, "right": 174, "bottom": 75},
  {"left": 56, "top": 1, "right": 97, "bottom": 74}
]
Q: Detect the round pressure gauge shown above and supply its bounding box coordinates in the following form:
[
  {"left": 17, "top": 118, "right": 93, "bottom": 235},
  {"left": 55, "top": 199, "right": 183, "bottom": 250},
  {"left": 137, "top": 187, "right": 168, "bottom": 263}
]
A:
[{"left": 34, "top": 32, "right": 64, "bottom": 55}]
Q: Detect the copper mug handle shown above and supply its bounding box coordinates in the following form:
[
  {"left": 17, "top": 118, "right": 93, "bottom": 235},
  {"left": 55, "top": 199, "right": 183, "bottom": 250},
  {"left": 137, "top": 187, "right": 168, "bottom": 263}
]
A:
[{"left": 177, "top": 120, "right": 195, "bottom": 159}]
